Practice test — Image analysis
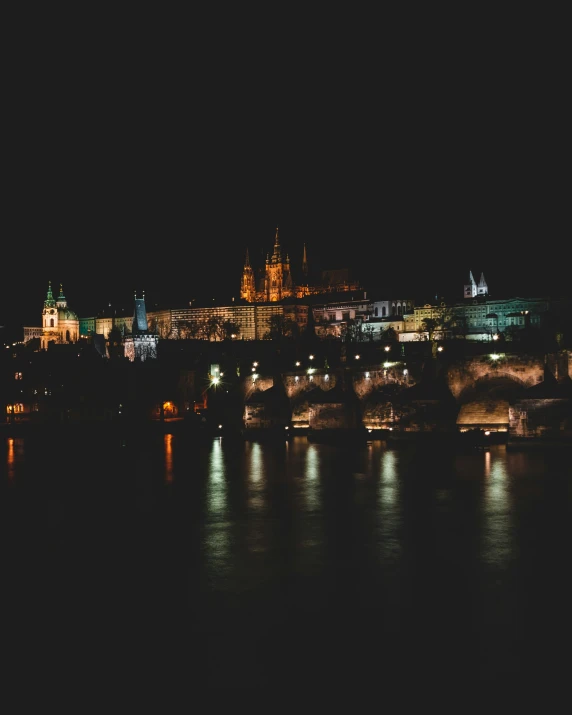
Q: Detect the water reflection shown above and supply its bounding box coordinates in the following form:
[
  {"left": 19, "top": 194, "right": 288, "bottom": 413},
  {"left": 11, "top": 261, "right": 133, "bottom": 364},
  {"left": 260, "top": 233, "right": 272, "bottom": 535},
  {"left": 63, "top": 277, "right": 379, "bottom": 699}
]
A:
[
  {"left": 482, "top": 447, "right": 514, "bottom": 568},
  {"left": 245, "top": 442, "right": 268, "bottom": 553},
  {"left": 207, "top": 438, "right": 227, "bottom": 511},
  {"left": 204, "top": 438, "right": 230, "bottom": 582},
  {"left": 163, "top": 434, "right": 174, "bottom": 484},
  {"left": 377, "top": 449, "right": 402, "bottom": 565},
  {"left": 304, "top": 444, "right": 320, "bottom": 511},
  {"left": 6, "top": 437, "right": 21, "bottom": 482},
  {"left": 3, "top": 431, "right": 570, "bottom": 688}
]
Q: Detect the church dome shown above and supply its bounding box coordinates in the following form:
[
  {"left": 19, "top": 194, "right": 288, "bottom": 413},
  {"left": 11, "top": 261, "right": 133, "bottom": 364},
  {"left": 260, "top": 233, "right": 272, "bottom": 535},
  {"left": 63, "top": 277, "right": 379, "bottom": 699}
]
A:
[{"left": 59, "top": 308, "right": 78, "bottom": 321}]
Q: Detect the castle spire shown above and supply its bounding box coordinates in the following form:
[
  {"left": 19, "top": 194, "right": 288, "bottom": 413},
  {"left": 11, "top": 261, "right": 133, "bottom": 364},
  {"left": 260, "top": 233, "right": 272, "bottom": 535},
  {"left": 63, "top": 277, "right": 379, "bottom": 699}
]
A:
[
  {"left": 44, "top": 281, "right": 56, "bottom": 307},
  {"left": 271, "top": 226, "right": 282, "bottom": 263},
  {"left": 244, "top": 248, "right": 251, "bottom": 267},
  {"left": 302, "top": 242, "right": 308, "bottom": 277}
]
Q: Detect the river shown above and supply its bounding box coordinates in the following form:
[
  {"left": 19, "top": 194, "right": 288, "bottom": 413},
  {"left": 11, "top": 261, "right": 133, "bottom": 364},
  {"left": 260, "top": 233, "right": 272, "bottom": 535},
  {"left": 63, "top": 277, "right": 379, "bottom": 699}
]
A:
[{"left": 2, "top": 429, "right": 571, "bottom": 700}]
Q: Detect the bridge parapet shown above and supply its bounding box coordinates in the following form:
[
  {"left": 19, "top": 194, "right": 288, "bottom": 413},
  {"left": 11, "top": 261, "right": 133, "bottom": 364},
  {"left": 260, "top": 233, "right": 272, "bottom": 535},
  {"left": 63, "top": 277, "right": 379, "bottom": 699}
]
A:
[
  {"left": 351, "top": 364, "right": 411, "bottom": 398},
  {"left": 282, "top": 365, "right": 414, "bottom": 401},
  {"left": 283, "top": 371, "right": 339, "bottom": 399}
]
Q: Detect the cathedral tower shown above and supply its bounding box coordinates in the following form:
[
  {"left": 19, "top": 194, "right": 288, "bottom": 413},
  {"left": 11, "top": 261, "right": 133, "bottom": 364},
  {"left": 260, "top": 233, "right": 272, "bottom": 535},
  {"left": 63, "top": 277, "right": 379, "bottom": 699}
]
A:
[
  {"left": 264, "top": 227, "right": 292, "bottom": 301},
  {"left": 240, "top": 248, "right": 256, "bottom": 302}
]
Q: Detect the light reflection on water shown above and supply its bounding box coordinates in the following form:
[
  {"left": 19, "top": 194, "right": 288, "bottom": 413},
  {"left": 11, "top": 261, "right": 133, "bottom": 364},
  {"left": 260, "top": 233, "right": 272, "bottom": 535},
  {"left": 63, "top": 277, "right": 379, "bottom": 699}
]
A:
[
  {"left": 303, "top": 443, "right": 321, "bottom": 509},
  {"left": 164, "top": 433, "right": 174, "bottom": 484},
  {"left": 203, "top": 438, "right": 231, "bottom": 584},
  {"left": 482, "top": 447, "right": 513, "bottom": 568},
  {"left": 5, "top": 437, "right": 23, "bottom": 482},
  {"left": 376, "top": 450, "right": 402, "bottom": 565},
  {"left": 245, "top": 442, "right": 268, "bottom": 554},
  {"left": 3, "top": 432, "right": 572, "bottom": 688}
]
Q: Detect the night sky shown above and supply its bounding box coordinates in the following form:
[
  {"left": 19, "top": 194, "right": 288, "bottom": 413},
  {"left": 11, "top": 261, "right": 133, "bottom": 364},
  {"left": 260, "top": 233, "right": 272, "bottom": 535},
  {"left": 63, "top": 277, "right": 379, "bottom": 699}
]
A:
[{"left": 2, "top": 12, "right": 569, "bottom": 343}]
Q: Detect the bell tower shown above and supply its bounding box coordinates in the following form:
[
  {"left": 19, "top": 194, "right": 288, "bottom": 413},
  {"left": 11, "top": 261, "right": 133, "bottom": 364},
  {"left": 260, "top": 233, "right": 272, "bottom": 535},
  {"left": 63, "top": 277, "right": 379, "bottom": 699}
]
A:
[{"left": 41, "top": 281, "right": 59, "bottom": 349}]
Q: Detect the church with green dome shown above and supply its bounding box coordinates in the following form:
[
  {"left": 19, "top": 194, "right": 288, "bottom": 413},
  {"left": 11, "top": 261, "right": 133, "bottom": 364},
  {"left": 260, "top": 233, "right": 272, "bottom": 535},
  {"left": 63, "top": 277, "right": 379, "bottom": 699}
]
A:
[{"left": 40, "top": 282, "right": 80, "bottom": 349}]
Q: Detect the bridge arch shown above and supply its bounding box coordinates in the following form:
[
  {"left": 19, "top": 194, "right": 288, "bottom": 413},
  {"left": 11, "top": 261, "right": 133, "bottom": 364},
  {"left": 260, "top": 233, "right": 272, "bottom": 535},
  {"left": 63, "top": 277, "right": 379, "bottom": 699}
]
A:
[
  {"left": 455, "top": 373, "right": 529, "bottom": 405},
  {"left": 447, "top": 355, "right": 544, "bottom": 401}
]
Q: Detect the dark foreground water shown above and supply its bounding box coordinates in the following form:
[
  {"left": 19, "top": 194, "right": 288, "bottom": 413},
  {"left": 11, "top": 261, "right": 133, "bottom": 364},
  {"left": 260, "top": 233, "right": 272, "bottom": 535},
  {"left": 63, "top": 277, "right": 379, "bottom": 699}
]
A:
[{"left": 2, "top": 429, "right": 572, "bottom": 700}]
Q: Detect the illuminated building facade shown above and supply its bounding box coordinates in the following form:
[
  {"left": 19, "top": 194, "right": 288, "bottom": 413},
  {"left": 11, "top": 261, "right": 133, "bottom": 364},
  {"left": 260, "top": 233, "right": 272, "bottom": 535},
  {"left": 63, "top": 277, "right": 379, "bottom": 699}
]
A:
[
  {"left": 409, "top": 296, "right": 550, "bottom": 341},
  {"left": 79, "top": 314, "right": 133, "bottom": 340},
  {"left": 147, "top": 302, "right": 287, "bottom": 341}
]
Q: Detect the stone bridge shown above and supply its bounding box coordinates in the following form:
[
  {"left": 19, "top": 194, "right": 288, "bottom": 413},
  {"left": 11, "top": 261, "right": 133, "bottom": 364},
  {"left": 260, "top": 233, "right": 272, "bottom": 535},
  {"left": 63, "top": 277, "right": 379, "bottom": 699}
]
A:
[
  {"left": 277, "top": 353, "right": 552, "bottom": 403},
  {"left": 241, "top": 350, "right": 571, "bottom": 431}
]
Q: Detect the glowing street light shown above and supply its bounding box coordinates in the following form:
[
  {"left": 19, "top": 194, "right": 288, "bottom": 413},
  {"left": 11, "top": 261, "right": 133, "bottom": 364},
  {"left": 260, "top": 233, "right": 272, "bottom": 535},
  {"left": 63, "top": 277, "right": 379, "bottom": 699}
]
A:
[{"left": 384, "top": 345, "right": 391, "bottom": 352}]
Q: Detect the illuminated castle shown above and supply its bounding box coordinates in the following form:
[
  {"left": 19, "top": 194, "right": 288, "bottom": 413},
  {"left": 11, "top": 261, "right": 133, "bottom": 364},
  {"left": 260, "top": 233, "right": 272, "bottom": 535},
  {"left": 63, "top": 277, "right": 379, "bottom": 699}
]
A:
[{"left": 240, "top": 227, "right": 360, "bottom": 303}]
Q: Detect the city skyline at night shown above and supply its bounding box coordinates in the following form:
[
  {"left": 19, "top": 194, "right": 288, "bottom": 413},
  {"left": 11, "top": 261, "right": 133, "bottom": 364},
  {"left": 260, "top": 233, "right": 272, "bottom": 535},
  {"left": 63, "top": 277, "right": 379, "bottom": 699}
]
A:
[
  {"left": 4, "top": 9, "right": 569, "bottom": 344},
  {"left": 1, "top": 223, "right": 569, "bottom": 346}
]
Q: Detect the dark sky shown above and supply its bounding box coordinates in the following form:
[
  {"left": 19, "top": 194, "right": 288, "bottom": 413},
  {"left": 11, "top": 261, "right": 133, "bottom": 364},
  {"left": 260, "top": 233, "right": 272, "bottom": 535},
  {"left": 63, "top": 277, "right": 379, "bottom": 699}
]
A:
[{"left": 2, "top": 11, "right": 569, "bottom": 342}]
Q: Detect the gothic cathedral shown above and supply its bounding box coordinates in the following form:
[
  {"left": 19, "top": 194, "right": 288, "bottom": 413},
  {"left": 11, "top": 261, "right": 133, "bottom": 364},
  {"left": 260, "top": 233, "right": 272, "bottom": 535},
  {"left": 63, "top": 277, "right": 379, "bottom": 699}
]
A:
[{"left": 240, "top": 227, "right": 358, "bottom": 303}]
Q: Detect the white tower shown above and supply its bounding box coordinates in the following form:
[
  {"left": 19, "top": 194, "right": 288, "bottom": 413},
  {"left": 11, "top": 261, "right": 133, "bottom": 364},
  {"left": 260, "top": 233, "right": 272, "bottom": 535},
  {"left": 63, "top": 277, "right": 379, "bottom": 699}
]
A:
[
  {"left": 477, "top": 272, "right": 488, "bottom": 296},
  {"left": 464, "top": 271, "right": 478, "bottom": 299}
]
